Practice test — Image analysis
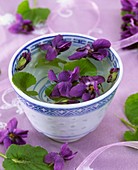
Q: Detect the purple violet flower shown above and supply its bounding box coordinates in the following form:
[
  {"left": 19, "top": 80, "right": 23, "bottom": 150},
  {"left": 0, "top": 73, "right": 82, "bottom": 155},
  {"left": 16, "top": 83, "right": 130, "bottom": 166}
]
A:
[
  {"left": 121, "top": 18, "right": 138, "bottom": 39},
  {"left": 120, "top": 0, "right": 138, "bottom": 43},
  {"left": 69, "top": 75, "right": 105, "bottom": 101},
  {"left": 122, "top": 14, "right": 134, "bottom": 23},
  {"left": 68, "top": 39, "right": 111, "bottom": 61},
  {"left": 133, "top": 2, "right": 138, "bottom": 20},
  {"left": 0, "top": 118, "right": 28, "bottom": 149},
  {"left": 48, "top": 67, "right": 80, "bottom": 98},
  {"left": 44, "top": 143, "right": 77, "bottom": 170},
  {"left": 107, "top": 68, "right": 120, "bottom": 83},
  {"left": 121, "top": 0, "right": 135, "bottom": 11},
  {"left": 16, "top": 52, "right": 31, "bottom": 71},
  {"left": 39, "top": 34, "right": 72, "bottom": 61},
  {"left": 9, "top": 14, "right": 34, "bottom": 34}
]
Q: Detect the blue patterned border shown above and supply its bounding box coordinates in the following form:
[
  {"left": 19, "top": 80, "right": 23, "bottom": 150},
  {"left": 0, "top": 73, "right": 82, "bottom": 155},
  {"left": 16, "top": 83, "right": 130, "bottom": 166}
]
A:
[
  {"left": 19, "top": 90, "right": 116, "bottom": 117},
  {"left": 12, "top": 34, "right": 119, "bottom": 74}
]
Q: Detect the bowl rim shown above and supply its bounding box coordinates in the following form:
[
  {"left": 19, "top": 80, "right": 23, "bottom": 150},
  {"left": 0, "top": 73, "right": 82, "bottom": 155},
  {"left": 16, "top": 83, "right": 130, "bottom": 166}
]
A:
[{"left": 8, "top": 32, "right": 123, "bottom": 109}]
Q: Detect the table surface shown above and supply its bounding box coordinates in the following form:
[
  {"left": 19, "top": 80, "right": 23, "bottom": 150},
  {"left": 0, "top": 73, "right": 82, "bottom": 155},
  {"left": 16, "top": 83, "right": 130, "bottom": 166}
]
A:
[{"left": 0, "top": 0, "right": 138, "bottom": 170}]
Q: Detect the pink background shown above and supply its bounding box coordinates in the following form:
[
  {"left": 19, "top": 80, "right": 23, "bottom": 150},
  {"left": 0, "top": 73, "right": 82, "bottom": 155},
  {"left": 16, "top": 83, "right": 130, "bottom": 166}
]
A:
[{"left": 0, "top": 0, "right": 138, "bottom": 169}]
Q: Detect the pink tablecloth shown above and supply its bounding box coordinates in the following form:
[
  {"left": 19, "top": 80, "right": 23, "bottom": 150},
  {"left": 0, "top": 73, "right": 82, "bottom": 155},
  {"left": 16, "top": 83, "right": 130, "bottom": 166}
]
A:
[{"left": 0, "top": 0, "right": 138, "bottom": 169}]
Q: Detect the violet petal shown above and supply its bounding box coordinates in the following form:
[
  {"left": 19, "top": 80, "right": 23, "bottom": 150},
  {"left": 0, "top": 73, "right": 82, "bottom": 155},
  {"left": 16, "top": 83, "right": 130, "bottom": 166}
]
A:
[
  {"left": 16, "top": 13, "right": 23, "bottom": 23},
  {"left": 82, "top": 92, "right": 92, "bottom": 101},
  {"left": 58, "top": 41, "right": 72, "bottom": 52},
  {"left": 130, "top": 26, "right": 138, "bottom": 35},
  {"left": 121, "top": 0, "right": 134, "bottom": 11},
  {"left": 58, "top": 71, "right": 70, "bottom": 82},
  {"left": 46, "top": 46, "right": 57, "bottom": 61},
  {"left": 77, "top": 44, "right": 91, "bottom": 52},
  {"left": 15, "top": 129, "right": 29, "bottom": 138},
  {"left": 68, "top": 51, "right": 88, "bottom": 60},
  {"left": 70, "top": 66, "right": 80, "bottom": 82},
  {"left": 3, "top": 137, "right": 12, "bottom": 149},
  {"left": 121, "top": 29, "right": 132, "bottom": 39},
  {"left": 54, "top": 155, "right": 64, "bottom": 170},
  {"left": 60, "top": 143, "right": 70, "bottom": 157},
  {"left": 89, "top": 76, "right": 105, "bottom": 84},
  {"left": 23, "top": 20, "right": 32, "bottom": 25},
  {"left": 45, "top": 152, "right": 58, "bottom": 164},
  {"left": 92, "top": 52, "right": 105, "bottom": 61},
  {"left": 0, "top": 130, "right": 8, "bottom": 143},
  {"left": 69, "top": 83, "right": 86, "bottom": 97},
  {"left": 15, "top": 137, "right": 26, "bottom": 145},
  {"left": 39, "top": 44, "right": 51, "bottom": 51},
  {"left": 8, "top": 23, "right": 22, "bottom": 33},
  {"left": 122, "top": 14, "right": 134, "bottom": 23},
  {"left": 110, "top": 68, "right": 120, "bottom": 73},
  {"left": 7, "top": 118, "right": 18, "bottom": 132},
  {"left": 92, "top": 39, "right": 111, "bottom": 51},
  {"left": 51, "top": 85, "right": 61, "bottom": 97},
  {"left": 58, "top": 82, "right": 72, "bottom": 97},
  {"left": 48, "top": 70, "right": 58, "bottom": 82},
  {"left": 93, "top": 81, "right": 100, "bottom": 95},
  {"left": 60, "top": 143, "right": 77, "bottom": 160},
  {"left": 52, "top": 35, "right": 63, "bottom": 47}
]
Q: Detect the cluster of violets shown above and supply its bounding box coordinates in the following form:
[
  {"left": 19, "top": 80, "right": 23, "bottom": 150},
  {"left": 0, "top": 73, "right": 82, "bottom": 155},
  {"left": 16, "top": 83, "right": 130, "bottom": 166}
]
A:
[
  {"left": 48, "top": 67, "right": 105, "bottom": 103},
  {"left": 121, "top": 0, "right": 138, "bottom": 48},
  {"left": 0, "top": 118, "right": 77, "bottom": 170},
  {"left": 16, "top": 34, "right": 119, "bottom": 104}
]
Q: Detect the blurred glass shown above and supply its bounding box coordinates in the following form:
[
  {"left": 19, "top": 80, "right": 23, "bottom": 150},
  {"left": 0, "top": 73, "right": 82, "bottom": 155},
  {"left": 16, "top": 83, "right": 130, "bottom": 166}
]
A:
[{"left": 47, "top": 0, "right": 101, "bottom": 35}]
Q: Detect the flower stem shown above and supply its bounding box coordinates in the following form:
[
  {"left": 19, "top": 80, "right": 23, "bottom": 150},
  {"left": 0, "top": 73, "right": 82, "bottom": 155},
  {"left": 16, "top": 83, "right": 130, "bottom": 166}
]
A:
[
  {"left": 0, "top": 152, "right": 7, "bottom": 159},
  {"left": 120, "top": 118, "right": 137, "bottom": 131}
]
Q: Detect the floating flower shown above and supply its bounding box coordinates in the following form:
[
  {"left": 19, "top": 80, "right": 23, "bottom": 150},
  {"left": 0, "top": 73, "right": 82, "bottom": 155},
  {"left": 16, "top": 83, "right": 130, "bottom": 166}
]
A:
[
  {"left": 69, "top": 75, "right": 105, "bottom": 101},
  {"left": 8, "top": 14, "right": 34, "bottom": 34},
  {"left": 45, "top": 143, "right": 77, "bottom": 170},
  {"left": 48, "top": 67, "right": 80, "bottom": 98},
  {"left": 68, "top": 39, "right": 111, "bottom": 61},
  {"left": 16, "top": 52, "right": 31, "bottom": 71},
  {"left": 0, "top": 118, "right": 28, "bottom": 149},
  {"left": 39, "top": 34, "right": 72, "bottom": 61},
  {"left": 107, "top": 68, "right": 120, "bottom": 83}
]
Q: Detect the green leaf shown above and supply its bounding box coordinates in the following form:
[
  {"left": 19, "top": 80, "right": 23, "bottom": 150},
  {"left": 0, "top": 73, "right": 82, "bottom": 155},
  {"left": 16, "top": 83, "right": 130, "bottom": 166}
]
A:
[
  {"left": 121, "top": 10, "right": 132, "bottom": 16},
  {"left": 124, "top": 129, "right": 138, "bottom": 141},
  {"left": 64, "top": 58, "right": 97, "bottom": 76},
  {"left": 28, "top": 8, "right": 50, "bottom": 25},
  {"left": 3, "top": 144, "right": 52, "bottom": 170},
  {"left": 35, "top": 57, "right": 66, "bottom": 69},
  {"left": 45, "top": 84, "right": 56, "bottom": 97},
  {"left": 17, "top": 0, "right": 50, "bottom": 25},
  {"left": 54, "top": 97, "right": 69, "bottom": 103},
  {"left": 125, "top": 93, "right": 138, "bottom": 126},
  {"left": 17, "top": 0, "right": 30, "bottom": 14},
  {"left": 25, "top": 90, "right": 38, "bottom": 96},
  {"left": 12, "top": 72, "right": 38, "bottom": 96}
]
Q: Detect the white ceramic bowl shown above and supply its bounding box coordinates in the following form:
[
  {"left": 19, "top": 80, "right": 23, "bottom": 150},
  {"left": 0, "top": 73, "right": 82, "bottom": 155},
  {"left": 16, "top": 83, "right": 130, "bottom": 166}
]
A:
[{"left": 8, "top": 33, "right": 123, "bottom": 142}]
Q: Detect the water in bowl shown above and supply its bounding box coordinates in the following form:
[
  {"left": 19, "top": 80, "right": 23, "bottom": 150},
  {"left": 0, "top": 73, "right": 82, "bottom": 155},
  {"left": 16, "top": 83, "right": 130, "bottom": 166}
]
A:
[{"left": 22, "top": 46, "right": 115, "bottom": 104}]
